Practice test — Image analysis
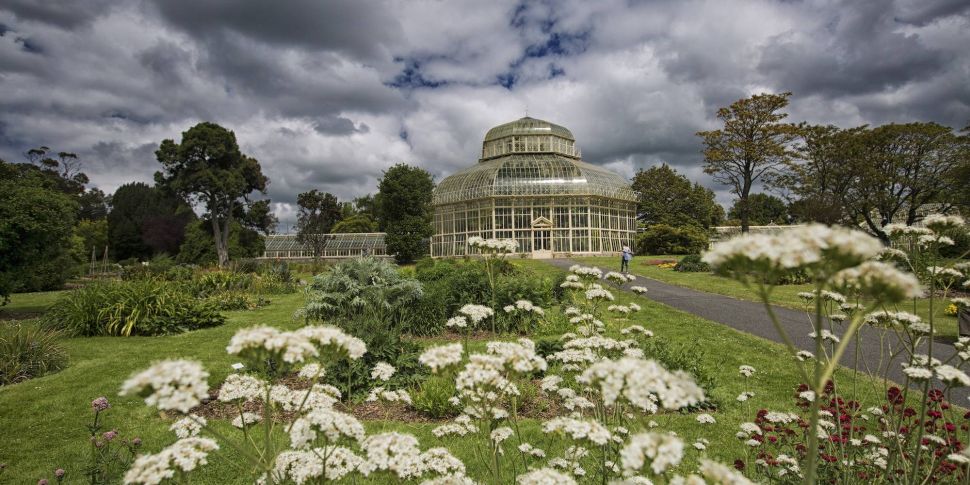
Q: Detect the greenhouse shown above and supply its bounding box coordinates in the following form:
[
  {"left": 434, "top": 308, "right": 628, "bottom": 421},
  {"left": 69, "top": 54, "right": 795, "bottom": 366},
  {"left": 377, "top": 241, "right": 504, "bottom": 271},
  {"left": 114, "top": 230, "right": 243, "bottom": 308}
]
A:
[
  {"left": 432, "top": 116, "right": 637, "bottom": 258},
  {"left": 260, "top": 233, "right": 388, "bottom": 259}
]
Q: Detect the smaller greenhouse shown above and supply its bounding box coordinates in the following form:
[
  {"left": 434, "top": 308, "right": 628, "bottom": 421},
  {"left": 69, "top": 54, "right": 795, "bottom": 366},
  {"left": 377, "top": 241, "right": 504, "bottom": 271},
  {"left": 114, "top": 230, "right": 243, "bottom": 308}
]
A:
[{"left": 260, "top": 233, "right": 388, "bottom": 260}]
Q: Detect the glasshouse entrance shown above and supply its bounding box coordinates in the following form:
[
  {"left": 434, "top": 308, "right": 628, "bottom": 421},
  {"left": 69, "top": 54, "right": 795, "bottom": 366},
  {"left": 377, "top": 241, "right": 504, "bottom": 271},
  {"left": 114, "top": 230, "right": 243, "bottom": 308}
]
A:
[{"left": 531, "top": 218, "right": 552, "bottom": 258}]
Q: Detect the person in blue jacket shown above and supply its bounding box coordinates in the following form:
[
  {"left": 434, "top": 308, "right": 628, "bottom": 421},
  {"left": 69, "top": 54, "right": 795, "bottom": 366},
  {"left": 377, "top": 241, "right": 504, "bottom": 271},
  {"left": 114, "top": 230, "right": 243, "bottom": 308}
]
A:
[{"left": 621, "top": 245, "right": 633, "bottom": 273}]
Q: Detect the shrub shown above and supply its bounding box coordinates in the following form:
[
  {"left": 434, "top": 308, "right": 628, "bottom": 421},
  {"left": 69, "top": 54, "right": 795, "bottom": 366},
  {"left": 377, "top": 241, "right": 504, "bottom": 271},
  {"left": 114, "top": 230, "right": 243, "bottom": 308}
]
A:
[
  {"left": 302, "top": 257, "right": 423, "bottom": 326},
  {"left": 673, "top": 254, "right": 710, "bottom": 272},
  {"left": 0, "top": 322, "right": 68, "bottom": 384},
  {"left": 411, "top": 375, "right": 460, "bottom": 418},
  {"left": 494, "top": 275, "right": 554, "bottom": 309},
  {"left": 636, "top": 224, "right": 710, "bottom": 255},
  {"left": 324, "top": 315, "right": 426, "bottom": 398},
  {"left": 42, "top": 281, "right": 225, "bottom": 336}
]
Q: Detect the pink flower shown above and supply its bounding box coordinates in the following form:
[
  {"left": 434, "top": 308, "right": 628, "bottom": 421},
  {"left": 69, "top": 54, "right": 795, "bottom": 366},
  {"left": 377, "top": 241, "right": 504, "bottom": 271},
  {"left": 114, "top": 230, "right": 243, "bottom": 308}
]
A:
[{"left": 91, "top": 397, "right": 110, "bottom": 412}]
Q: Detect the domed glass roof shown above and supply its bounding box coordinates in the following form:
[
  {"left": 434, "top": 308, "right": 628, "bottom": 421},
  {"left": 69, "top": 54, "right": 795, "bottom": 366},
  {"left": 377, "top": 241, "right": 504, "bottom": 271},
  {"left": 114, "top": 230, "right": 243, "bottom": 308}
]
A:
[
  {"left": 483, "top": 116, "right": 574, "bottom": 142},
  {"left": 433, "top": 117, "right": 635, "bottom": 206}
]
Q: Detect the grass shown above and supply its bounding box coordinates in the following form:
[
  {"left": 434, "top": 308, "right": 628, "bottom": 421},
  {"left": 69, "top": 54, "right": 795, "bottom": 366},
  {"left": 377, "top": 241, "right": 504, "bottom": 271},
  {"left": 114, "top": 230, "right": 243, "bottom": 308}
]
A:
[
  {"left": 0, "top": 261, "right": 932, "bottom": 483},
  {"left": 1, "top": 290, "right": 65, "bottom": 320},
  {"left": 577, "top": 255, "right": 961, "bottom": 338}
]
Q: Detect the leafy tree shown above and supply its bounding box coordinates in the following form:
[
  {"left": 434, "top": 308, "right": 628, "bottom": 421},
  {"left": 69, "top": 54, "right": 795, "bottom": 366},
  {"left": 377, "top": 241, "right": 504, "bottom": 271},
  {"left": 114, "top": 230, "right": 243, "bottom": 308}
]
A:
[
  {"left": 332, "top": 214, "right": 379, "bottom": 233},
  {"left": 841, "top": 123, "right": 967, "bottom": 242},
  {"left": 155, "top": 122, "right": 268, "bottom": 267},
  {"left": 353, "top": 194, "right": 378, "bottom": 219},
  {"left": 697, "top": 92, "right": 798, "bottom": 232},
  {"left": 77, "top": 188, "right": 109, "bottom": 220},
  {"left": 0, "top": 161, "right": 78, "bottom": 301},
  {"left": 176, "top": 219, "right": 265, "bottom": 265},
  {"left": 385, "top": 215, "right": 433, "bottom": 264},
  {"left": 375, "top": 164, "right": 434, "bottom": 262},
  {"left": 23, "top": 146, "right": 89, "bottom": 195},
  {"left": 727, "top": 193, "right": 789, "bottom": 225},
  {"left": 631, "top": 164, "right": 722, "bottom": 228},
  {"left": 71, "top": 219, "right": 109, "bottom": 267},
  {"left": 107, "top": 182, "right": 193, "bottom": 260},
  {"left": 772, "top": 124, "right": 861, "bottom": 224},
  {"left": 296, "top": 190, "right": 343, "bottom": 260}
]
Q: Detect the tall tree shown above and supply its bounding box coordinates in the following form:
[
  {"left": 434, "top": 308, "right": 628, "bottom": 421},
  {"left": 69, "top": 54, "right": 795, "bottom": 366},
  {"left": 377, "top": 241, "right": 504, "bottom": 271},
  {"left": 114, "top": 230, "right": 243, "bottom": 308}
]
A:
[
  {"left": 376, "top": 164, "right": 434, "bottom": 263},
  {"left": 0, "top": 160, "right": 78, "bottom": 300},
  {"left": 771, "top": 124, "right": 861, "bottom": 224},
  {"left": 842, "top": 122, "right": 967, "bottom": 242},
  {"left": 697, "top": 92, "right": 797, "bottom": 232},
  {"left": 727, "top": 193, "right": 788, "bottom": 225},
  {"left": 155, "top": 122, "right": 268, "bottom": 267},
  {"left": 630, "top": 163, "right": 722, "bottom": 228},
  {"left": 108, "top": 182, "right": 194, "bottom": 260},
  {"left": 331, "top": 214, "right": 379, "bottom": 233},
  {"left": 296, "top": 190, "right": 343, "bottom": 260}
]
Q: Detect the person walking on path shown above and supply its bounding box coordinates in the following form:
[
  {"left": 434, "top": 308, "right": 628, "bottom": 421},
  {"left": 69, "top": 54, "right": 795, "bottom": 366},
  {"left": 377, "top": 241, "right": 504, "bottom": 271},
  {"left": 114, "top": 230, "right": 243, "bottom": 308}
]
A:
[{"left": 621, "top": 245, "right": 633, "bottom": 273}]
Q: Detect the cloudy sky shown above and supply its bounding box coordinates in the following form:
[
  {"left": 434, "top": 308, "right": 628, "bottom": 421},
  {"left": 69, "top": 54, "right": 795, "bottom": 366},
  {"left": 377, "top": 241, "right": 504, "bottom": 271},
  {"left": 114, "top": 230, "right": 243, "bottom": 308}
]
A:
[{"left": 1, "top": 0, "right": 968, "bottom": 228}]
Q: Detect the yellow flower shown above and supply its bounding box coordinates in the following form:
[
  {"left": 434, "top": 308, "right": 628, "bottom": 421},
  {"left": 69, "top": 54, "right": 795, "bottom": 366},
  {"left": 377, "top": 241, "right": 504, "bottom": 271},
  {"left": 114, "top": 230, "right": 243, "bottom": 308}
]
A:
[{"left": 945, "top": 304, "right": 958, "bottom": 316}]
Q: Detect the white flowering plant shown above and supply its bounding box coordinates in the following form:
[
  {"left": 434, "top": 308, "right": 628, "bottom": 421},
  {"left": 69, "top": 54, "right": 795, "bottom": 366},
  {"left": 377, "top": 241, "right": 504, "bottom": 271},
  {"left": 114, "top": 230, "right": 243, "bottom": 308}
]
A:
[
  {"left": 704, "top": 220, "right": 970, "bottom": 483},
  {"left": 117, "top": 324, "right": 478, "bottom": 484}
]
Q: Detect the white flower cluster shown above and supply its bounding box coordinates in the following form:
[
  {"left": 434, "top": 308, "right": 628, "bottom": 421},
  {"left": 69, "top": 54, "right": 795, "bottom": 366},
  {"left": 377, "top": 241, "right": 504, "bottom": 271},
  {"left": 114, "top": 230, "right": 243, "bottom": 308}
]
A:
[
  {"left": 542, "top": 417, "right": 612, "bottom": 445},
  {"left": 419, "top": 343, "right": 464, "bottom": 373},
  {"left": 231, "top": 412, "right": 261, "bottom": 429},
  {"left": 702, "top": 223, "right": 883, "bottom": 272},
  {"left": 468, "top": 236, "right": 518, "bottom": 254},
  {"left": 485, "top": 338, "right": 548, "bottom": 373},
  {"left": 371, "top": 362, "right": 396, "bottom": 382},
  {"left": 120, "top": 360, "right": 210, "bottom": 413},
  {"left": 366, "top": 387, "right": 412, "bottom": 404},
  {"left": 218, "top": 373, "right": 267, "bottom": 403},
  {"left": 560, "top": 275, "right": 585, "bottom": 290},
  {"left": 432, "top": 414, "right": 478, "bottom": 437},
  {"left": 832, "top": 261, "right": 923, "bottom": 301},
  {"left": 922, "top": 213, "right": 966, "bottom": 231},
  {"left": 170, "top": 415, "right": 205, "bottom": 439},
  {"left": 124, "top": 437, "right": 219, "bottom": 484},
  {"left": 605, "top": 271, "right": 636, "bottom": 285},
  {"left": 446, "top": 316, "right": 468, "bottom": 328},
  {"left": 620, "top": 325, "right": 653, "bottom": 337},
  {"left": 608, "top": 305, "right": 632, "bottom": 314},
  {"left": 516, "top": 468, "right": 578, "bottom": 485},
  {"left": 630, "top": 286, "right": 649, "bottom": 295},
  {"left": 619, "top": 432, "right": 684, "bottom": 475},
  {"left": 578, "top": 357, "right": 705, "bottom": 413},
  {"left": 271, "top": 383, "right": 341, "bottom": 412},
  {"left": 226, "top": 325, "right": 366, "bottom": 365},
  {"left": 935, "top": 365, "right": 970, "bottom": 387},
  {"left": 696, "top": 413, "right": 716, "bottom": 424},
  {"left": 289, "top": 407, "right": 366, "bottom": 448},
  {"left": 458, "top": 304, "right": 494, "bottom": 324},
  {"left": 503, "top": 299, "right": 545, "bottom": 316},
  {"left": 585, "top": 286, "right": 615, "bottom": 302},
  {"left": 739, "top": 365, "right": 756, "bottom": 377},
  {"left": 357, "top": 432, "right": 466, "bottom": 480},
  {"left": 569, "top": 264, "right": 603, "bottom": 279},
  {"left": 274, "top": 445, "right": 363, "bottom": 483}
]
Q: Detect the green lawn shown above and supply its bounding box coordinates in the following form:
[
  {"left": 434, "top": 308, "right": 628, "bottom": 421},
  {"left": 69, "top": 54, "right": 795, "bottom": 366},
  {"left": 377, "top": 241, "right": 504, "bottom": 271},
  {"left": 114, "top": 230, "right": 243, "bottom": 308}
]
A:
[
  {"left": 0, "top": 263, "right": 925, "bottom": 483},
  {"left": 577, "top": 255, "right": 960, "bottom": 339},
  {"left": 1, "top": 290, "right": 65, "bottom": 319}
]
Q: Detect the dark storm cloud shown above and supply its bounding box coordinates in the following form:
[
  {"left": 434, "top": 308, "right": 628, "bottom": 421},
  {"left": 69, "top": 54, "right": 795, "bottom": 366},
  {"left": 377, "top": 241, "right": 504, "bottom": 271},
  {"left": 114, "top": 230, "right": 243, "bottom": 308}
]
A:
[
  {"left": 758, "top": 1, "right": 953, "bottom": 98},
  {"left": 1, "top": 0, "right": 118, "bottom": 28},
  {"left": 1, "top": 0, "right": 969, "bottom": 226},
  {"left": 148, "top": 0, "right": 401, "bottom": 59}
]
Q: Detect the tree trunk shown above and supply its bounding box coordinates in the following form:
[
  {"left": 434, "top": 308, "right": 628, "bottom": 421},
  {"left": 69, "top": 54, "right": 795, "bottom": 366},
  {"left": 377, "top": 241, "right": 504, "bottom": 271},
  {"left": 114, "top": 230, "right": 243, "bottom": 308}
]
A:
[{"left": 211, "top": 215, "right": 230, "bottom": 268}]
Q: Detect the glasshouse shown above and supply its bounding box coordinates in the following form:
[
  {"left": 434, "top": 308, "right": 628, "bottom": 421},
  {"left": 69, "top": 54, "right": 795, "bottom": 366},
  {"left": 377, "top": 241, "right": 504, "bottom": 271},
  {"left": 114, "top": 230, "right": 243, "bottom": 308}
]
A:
[
  {"left": 431, "top": 116, "right": 637, "bottom": 258},
  {"left": 260, "top": 233, "right": 388, "bottom": 259}
]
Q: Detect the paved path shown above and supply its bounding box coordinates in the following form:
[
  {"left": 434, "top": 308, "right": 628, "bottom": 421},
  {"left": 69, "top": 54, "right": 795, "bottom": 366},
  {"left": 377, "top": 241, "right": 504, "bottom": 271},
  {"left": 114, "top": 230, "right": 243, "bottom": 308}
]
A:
[{"left": 546, "top": 259, "right": 968, "bottom": 403}]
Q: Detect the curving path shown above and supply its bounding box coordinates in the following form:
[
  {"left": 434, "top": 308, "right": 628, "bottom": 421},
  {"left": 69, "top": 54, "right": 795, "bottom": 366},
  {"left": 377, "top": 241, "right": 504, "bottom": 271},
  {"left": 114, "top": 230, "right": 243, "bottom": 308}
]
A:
[{"left": 545, "top": 259, "right": 969, "bottom": 403}]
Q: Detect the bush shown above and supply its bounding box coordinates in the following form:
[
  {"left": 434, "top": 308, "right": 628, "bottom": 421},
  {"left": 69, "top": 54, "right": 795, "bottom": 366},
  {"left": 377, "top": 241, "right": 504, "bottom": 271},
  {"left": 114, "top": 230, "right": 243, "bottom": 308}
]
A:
[
  {"left": 42, "top": 281, "right": 225, "bottom": 336},
  {"left": 636, "top": 224, "right": 710, "bottom": 255},
  {"left": 302, "top": 257, "right": 423, "bottom": 326},
  {"left": 0, "top": 322, "right": 68, "bottom": 384},
  {"left": 233, "top": 258, "right": 260, "bottom": 274},
  {"left": 324, "top": 315, "right": 426, "bottom": 399},
  {"left": 673, "top": 254, "right": 710, "bottom": 272},
  {"left": 412, "top": 375, "right": 460, "bottom": 418}
]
